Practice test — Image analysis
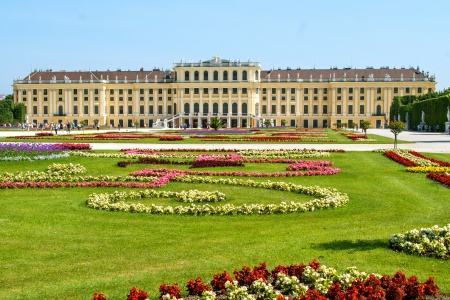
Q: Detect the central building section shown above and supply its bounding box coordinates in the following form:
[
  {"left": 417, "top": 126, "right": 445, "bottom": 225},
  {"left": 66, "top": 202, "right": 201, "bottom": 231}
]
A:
[{"left": 172, "top": 56, "right": 262, "bottom": 128}]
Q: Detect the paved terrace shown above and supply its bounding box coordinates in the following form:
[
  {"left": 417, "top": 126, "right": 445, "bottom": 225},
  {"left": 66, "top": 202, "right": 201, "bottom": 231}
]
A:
[{"left": 0, "top": 128, "right": 448, "bottom": 153}]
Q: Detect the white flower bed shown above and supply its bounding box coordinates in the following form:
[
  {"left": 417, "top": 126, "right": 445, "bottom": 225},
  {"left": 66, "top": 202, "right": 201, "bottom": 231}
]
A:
[
  {"left": 86, "top": 176, "right": 349, "bottom": 216},
  {"left": 389, "top": 223, "right": 450, "bottom": 259}
]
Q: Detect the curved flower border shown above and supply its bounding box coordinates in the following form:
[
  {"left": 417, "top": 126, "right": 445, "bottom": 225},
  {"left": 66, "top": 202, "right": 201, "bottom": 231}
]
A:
[{"left": 86, "top": 172, "right": 349, "bottom": 216}]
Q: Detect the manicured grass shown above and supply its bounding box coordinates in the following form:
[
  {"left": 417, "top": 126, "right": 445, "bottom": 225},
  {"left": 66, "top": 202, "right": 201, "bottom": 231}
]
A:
[{"left": 0, "top": 151, "right": 449, "bottom": 299}]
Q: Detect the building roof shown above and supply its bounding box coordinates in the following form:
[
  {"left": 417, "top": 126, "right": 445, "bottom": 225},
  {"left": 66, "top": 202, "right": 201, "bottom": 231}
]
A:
[
  {"left": 260, "top": 67, "right": 429, "bottom": 82},
  {"left": 18, "top": 70, "right": 173, "bottom": 83},
  {"left": 16, "top": 66, "right": 434, "bottom": 84}
]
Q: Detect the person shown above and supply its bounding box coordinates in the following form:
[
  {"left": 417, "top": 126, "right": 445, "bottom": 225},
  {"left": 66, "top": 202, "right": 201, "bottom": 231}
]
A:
[
  {"left": 183, "top": 123, "right": 187, "bottom": 130},
  {"left": 118, "top": 123, "right": 121, "bottom": 131},
  {"left": 436, "top": 124, "right": 439, "bottom": 132},
  {"left": 54, "top": 124, "right": 58, "bottom": 135}
]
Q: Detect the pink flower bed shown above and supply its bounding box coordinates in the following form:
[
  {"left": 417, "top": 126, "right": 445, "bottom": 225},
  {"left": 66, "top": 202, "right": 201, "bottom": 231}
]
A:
[
  {"left": 58, "top": 143, "right": 92, "bottom": 151},
  {"left": 123, "top": 148, "right": 346, "bottom": 153},
  {"left": 190, "top": 154, "right": 245, "bottom": 168},
  {"left": 130, "top": 163, "right": 340, "bottom": 178}
]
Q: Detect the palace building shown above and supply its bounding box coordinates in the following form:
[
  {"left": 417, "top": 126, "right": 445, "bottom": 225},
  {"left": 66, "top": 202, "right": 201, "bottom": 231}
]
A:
[{"left": 12, "top": 56, "right": 437, "bottom": 129}]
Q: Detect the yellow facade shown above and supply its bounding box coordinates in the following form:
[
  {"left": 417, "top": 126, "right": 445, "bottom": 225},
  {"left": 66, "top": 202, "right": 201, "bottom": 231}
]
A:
[{"left": 13, "top": 56, "right": 436, "bottom": 129}]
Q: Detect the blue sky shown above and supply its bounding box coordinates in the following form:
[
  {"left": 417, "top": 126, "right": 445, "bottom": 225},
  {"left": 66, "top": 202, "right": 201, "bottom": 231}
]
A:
[{"left": 2, "top": 0, "right": 450, "bottom": 94}]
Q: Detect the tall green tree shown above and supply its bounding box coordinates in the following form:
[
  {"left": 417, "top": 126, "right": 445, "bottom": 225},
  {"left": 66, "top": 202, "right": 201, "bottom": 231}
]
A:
[{"left": 389, "top": 121, "right": 406, "bottom": 149}]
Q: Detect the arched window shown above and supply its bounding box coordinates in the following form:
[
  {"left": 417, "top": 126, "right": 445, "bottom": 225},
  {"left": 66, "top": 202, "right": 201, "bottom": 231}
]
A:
[
  {"left": 232, "top": 70, "right": 238, "bottom": 81},
  {"left": 376, "top": 105, "right": 382, "bottom": 115},
  {"left": 232, "top": 102, "right": 238, "bottom": 115},
  {"left": 194, "top": 71, "right": 199, "bottom": 81},
  {"left": 58, "top": 105, "right": 63, "bottom": 115},
  {"left": 223, "top": 103, "right": 229, "bottom": 114},
  {"left": 223, "top": 71, "right": 228, "bottom": 81},
  {"left": 213, "top": 71, "right": 218, "bottom": 81},
  {"left": 213, "top": 102, "right": 219, "bottom": 114},
  {"left": 203, "top": 71, "right": 208, "bottom": 81},
  {"left": 184, "top": 71, "right": 189, "bottom": 81},
  {"left": 242, "top": 103, "right": 247, "bottom": 114},
  {"left": 184, "top": 103, "right": 190, "bottom": 114},
  {"left": 203, "top": 103, "right": 209, "bottom": 114},
  {"left": 194, "top": 103, "right": 199, "bottom": 113},
  {"left": 242, "top": 70, "right": 247, "bottom": 81}
]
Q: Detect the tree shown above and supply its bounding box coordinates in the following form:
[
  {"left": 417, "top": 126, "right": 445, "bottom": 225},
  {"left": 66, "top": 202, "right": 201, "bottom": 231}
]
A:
[
  {"left": 209, "top": 116, "right": 225, "bottom": 131},
  {"left": 389, "top": 121, "right": 406, "bottom": 149},
  {"left": 0, "top": 99, "right": 14, "bottom": 124},
  {"left": 280, "top": 119, "right": 286, "bottom": 126},
  {"left": 360, "top": 120, "right": 371, "bottom": 138},
  {"left": 264, "top": 119, "right": 271, "bottom": 127}
]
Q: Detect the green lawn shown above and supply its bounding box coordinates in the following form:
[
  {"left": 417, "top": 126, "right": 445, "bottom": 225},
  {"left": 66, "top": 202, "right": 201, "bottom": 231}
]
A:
[{"left": 0, "top": 150, "right": 448, "bottom": 300}]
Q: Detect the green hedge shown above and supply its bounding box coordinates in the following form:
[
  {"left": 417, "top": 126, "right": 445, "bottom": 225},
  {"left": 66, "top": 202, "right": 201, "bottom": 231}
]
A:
[
  {"left": 392, "top": 92, "right": 450, "bottom": 132},
  {"left": 410, "top": 94, "right": 450, "bottom": 131}
]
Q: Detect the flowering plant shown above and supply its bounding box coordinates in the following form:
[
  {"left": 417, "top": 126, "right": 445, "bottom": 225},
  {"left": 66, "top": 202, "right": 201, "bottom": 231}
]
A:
[
  {"left": 93, "top": 260, "right": 441, "bottom": 299},
  {"left": 389, "top": 223, "right": 450, "bottom": 259},
  {"left": 427, "top": 172, "right": 450, "bottom": 188},
  {"left": 159, "top": 283, "right": 182, "bottom": 300}
]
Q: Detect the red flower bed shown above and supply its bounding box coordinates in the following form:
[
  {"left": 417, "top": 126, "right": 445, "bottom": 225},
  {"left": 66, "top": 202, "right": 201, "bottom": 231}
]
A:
[
  {"left": 92, "top": 260, "right": 441, "bottom": 299},
  {"left": 234, "top": 262, "right": 270, "bottom": 287},
  {"left": 186, "top": 277, "right": 212, "bottom": 296},
  {"left": 427, "top": 173, "right": 450, "bottom": 188},
  {"left": 341, "top": 132, "right": 368, "bottom": 141},
  {"left": 158, "top": 283, "right": 182, "bottom": 299},
  {"left": 189, "top": 135, "right": 229, "bottom": 139},
  {"left": 58, "top": 143, "right": 92, "bottom": 151},
  {"left": 159, "top": 136, "right": 184, "bottom": 141},
  {"left": 35, "top": 132, "right": 54, "bottom": 137},
  {"left": 383, "top": 151, "right": 419, "bottom": 167},
  {"left": 409, "top": 151, "right": 450, "bottom": 167}
]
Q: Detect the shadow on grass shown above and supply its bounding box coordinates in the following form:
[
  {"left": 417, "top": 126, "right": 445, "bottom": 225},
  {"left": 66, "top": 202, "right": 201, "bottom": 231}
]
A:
[{"left": 313, "top": 239, "right": 387, "bottom": 252}]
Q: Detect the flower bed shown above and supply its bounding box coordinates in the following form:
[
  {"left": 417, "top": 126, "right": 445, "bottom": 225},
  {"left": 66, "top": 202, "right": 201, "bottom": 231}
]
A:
[
  {"left": 389, "top": 223, "right": 450, "bottom": 259},
  {"left": 58, "top": 143, "right": 92, "bottom": 151},
  {"left": 92, "top": 260, "right": 440, "bottom": 299},
  {"left": 426, "top": 173, "right": 450, "bottom": 188},
  {"left": 122, "top": 148, "right": 346, "bottom": 154},
  {"left": 0, "top": 142, "right": 69, "bottom": 161},
  {"left": 406, "top": 166, "right": 450, "bottom": 173},
  {"left": 382, "top": 149, "right": 447, "bottom": 167},
  {"left": 159, "top": 136, "right": 184, "bottom": 141},
  {"left": 88, "top": 170, "right": 349, "bottom": 216},
  {"left": 190, "top": 154, "right": 245, "bottom": 168},
  {"left": 35, "top": 132, "right": 54, "bottom": 137}
]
